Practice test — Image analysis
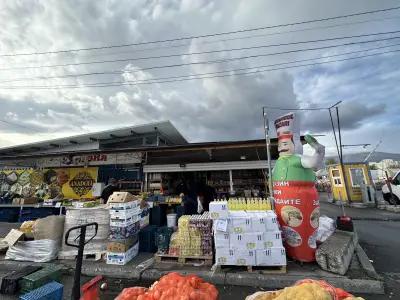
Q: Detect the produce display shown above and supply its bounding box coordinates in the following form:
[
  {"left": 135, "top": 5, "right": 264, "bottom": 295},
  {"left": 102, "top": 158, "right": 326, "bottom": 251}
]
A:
[
  {"left": 115, "top": 272, "right": 218, "bottom": 300},
  {"left": 245, "top": 280, "right": 365, "bottom": 300}
]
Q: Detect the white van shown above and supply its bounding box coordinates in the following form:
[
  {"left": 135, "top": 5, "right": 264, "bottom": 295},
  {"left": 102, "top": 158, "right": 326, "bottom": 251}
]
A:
[{"left": 382, "top": 170, "right": 400, "bottom": 205}]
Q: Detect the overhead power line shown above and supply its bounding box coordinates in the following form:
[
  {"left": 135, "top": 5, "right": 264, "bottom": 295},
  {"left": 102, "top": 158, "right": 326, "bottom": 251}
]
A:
[
  {"left": 4, "top": 15, "right": 400, "bottom": 64},
  {"left": 2, "top": 47, "right": 398, "bottom": 90},
  {"left": 1, "top": 35, "right": 399, "bottom": 83},
  {"left": 1, "top": 5, "right": 400, "bottom": 57},
  {"left": 5, "top": 42, "right": 399, "bottom": 88},
  {"left": 1, "top": 29, "right": 399, "bottom": 72}
]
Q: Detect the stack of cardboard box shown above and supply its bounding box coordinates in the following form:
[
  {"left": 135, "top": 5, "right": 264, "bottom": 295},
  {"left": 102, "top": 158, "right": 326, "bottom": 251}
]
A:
[
  {"left": 106, "top": 192, "right": 141, "bottom": 265},
  {"left": 210, "top": 201, "right": 286, "bottom": 267}
]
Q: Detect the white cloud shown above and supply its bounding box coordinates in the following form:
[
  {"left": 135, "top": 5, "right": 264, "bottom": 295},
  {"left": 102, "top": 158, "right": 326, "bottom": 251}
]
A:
[{"left": 0, "top": 0, "right": 399, "bottom": 154}]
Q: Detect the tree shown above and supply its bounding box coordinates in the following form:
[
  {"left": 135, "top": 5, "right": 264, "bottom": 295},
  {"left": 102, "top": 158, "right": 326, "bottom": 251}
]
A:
[
  {"left": 325, "top": 158, "right": 337, "bottom": 165},
  {"left": 369, "top": 164, "right": 378, "bottom": 170}
]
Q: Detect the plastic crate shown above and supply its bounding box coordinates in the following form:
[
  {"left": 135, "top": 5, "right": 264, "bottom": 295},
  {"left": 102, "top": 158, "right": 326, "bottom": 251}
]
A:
[
  {"left": 19, "top": 265, "right": 63, "bottom": 293},
  {"left": 0, "top": 266, "right": 42, "bottom": 295},
  {"left": 20, "top": 281, "right": 63, "bottom": 300},
  {"left": 139, "top": 225, "right": 158, "bottom": 253}
]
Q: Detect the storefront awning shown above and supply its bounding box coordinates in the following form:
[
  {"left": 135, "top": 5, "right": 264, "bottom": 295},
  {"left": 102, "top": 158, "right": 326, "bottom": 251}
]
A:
[{"left": 143, "top": 160, "right": 274, "bottom": 173}]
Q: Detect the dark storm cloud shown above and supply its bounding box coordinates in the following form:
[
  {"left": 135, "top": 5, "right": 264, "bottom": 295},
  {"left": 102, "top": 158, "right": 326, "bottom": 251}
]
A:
[{"left": 0, "top": 0, "right": 399, "bottom": 152}]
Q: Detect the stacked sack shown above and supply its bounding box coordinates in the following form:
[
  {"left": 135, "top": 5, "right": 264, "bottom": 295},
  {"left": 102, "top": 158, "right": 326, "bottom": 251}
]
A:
[
  {"left": 107, "top": 192, "right": 141, "bottom": 265},
  {"left": 210, "top": 200, "right": 286, "bottom": 267},
  {"left": 59, "top": 207, "right": 109, "bottom": 257}
]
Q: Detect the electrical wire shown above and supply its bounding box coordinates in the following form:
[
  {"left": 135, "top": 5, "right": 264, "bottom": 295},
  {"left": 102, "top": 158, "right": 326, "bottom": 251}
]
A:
[
  {"left": 6, "top": 42, "right": 398, "bottom": 87},
  {"left": 4, "top": 15, "right": 400, "bottom": 63},
  {"left": 1, "top": 5, "right": 400, "bottom": 57},
  {"left": 2, "top": 35, "right": 400, "bottom": 84},
  {"left": 1, "top": 29, "right": 399, "bottom": 72},
  {"left": 2, "top": 47, "right": 398, "bottom": 90}
]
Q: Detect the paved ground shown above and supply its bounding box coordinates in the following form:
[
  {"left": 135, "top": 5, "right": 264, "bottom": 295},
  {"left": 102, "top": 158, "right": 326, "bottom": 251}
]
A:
[{"left": 1, "top": 194, "right": 399, "bottom": 299}]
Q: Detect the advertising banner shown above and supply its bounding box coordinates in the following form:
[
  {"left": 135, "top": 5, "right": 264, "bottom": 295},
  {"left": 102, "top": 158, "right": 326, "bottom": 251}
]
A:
[{"left": 0, "top": 167, "right": 98, "bottom": 199}]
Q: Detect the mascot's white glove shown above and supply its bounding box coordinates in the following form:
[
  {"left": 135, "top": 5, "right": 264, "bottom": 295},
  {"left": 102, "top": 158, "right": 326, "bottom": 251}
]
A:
[{"left": 300, "top": 134, "right": 325, "bottom": 170}]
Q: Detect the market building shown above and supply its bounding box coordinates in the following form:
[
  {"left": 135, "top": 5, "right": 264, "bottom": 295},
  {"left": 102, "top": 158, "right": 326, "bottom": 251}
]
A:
[{"left": 0, "top": 120, "right": 279, "bottom": 204}]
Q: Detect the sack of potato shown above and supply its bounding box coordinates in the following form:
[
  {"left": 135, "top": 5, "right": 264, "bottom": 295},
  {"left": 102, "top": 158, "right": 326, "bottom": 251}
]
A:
[{"left": 245, "top": 279, "right": 365, "bottom": 300}]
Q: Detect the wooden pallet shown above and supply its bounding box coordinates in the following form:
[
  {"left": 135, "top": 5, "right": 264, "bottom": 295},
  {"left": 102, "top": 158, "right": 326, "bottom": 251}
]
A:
[
  {"left": 215, "top": 264, "right": 286, "bottom": 274},
  {"left": 155, "top": 254, "right": 213, "bottom": 266},
  {"left": 58, "top": 252, "right": 105, "bottom": 261}
]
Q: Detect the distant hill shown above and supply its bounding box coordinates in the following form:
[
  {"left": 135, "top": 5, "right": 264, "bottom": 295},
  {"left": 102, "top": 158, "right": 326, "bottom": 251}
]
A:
[{"left": 326, "top": 151, "right": 400, "bottom": 163}]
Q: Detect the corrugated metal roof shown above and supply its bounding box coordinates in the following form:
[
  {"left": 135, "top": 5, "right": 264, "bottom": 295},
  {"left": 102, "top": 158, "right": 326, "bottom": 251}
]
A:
[{"left": 0, "top": 120, "right": 187, "bottom": 155}]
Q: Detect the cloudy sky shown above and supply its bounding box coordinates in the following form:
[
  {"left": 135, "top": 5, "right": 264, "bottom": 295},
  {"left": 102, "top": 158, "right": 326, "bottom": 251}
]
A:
[{"left": 0, "top": 0, "right": 399, "bottom": 156}]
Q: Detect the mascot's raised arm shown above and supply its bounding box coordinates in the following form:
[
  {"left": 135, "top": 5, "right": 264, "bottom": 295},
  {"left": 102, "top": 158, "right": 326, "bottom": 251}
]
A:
[{"left": 272, "top": 112, "right": 325, "bottom": 262}]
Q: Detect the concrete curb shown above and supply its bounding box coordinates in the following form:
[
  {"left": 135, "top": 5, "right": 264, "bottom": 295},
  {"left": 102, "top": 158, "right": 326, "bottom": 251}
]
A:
[
  {"left": 356, "top": 245, "right": 381, "bottom": 280},
  {"left": 0, "top": 259, "right": 384, "bottom": 295}
]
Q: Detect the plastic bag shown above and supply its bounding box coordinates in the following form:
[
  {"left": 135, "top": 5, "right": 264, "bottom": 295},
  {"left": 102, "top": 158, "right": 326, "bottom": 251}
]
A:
[
  {"left": 5, "top": 239, "right": 60, "bottom": 262},
  {"left": 33, "top": 215, "right": 65, "bottom": 241},
  {"left": 317, "top": 215, "right": 336, "bottom": 243}
]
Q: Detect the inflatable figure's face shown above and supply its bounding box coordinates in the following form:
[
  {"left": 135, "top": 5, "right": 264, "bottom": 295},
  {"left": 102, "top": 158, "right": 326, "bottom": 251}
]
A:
[{"left": 278, "top": 137, "right": 295, "bottom": 157}]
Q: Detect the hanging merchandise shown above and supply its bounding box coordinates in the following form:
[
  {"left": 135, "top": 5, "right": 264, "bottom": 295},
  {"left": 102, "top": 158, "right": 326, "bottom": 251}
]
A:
[{"left": 272, "top": 112, "right": 325, "bottom": 262}]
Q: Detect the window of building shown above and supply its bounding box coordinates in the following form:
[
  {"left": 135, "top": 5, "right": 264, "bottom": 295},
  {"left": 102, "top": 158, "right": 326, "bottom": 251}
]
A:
[
  {"left": 331, "top": 169, "right": 342, "bottom": 186},
  {"left": 349, "top": 168, "right": 366, "bottom": 187}
]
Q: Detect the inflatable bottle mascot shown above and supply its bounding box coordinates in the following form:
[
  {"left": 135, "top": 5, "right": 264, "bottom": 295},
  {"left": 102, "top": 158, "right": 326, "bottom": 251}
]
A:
[{"left": 272, "top": 112, "right": 325, "bottom": 262}]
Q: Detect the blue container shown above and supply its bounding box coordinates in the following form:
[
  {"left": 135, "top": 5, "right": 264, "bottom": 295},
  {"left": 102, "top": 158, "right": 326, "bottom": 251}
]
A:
[{"left": 20, "top": 281, "right": 63, "bottom": 300}]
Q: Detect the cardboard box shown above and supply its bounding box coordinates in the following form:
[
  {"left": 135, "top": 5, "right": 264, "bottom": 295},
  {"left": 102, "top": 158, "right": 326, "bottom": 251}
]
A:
[
  {"left": 92, "top": 182, "right": 105, "bottom": 197},
  {"left": 110, "top": 213, "right": 141, "bottom": 227},
  {"left": 256, "top": 247, "right": 287, "bottom": 266},
  {"left": 108, "top": 192, "right": 136, "bottom": 203},
  {"left": 243, "top": 232, "right": 265, "bottom": 250},
  {"left": 264, "top": 231, "right": 283, "bottom": 248},
  {"left": 230, "top": 233, "right": 245, "bottom": 249},
  {"left": 215, "top": 248, "right": 235, "bottom": 265},
  {"left": 110, "top": 221, "right": 140, "bottom": 240},
  {"left": 214, "top": 232, "right": 230, "bottom": 248},
  {"left": 110, "top": 207, "right": 141, "bottom": 219},
  {"left": 209, "top": 201, "right": 228, "bottom": 219},
  {"left": 228, "top": 211, "right": 252, "bottom": 234},
  {"left": 108, "top": 201, "right": 140, "bottom": 211},
  {"left": 107, "top": 235, "right": 138, "bottom": 252},
  {"left": 248, "top": 212, "right": 267, "bottom": 232},
  {"left": 4, "top": 229, "right": 24, "bottom": 246},
  {"left": 234, "top": 249, "right": 256, "bottom": 266},
  {"left": 106, "top": 242, "right": 139, "bottom": 265},
  {"left": 266, "top": 211, "right": 280, "bottom": 231}
]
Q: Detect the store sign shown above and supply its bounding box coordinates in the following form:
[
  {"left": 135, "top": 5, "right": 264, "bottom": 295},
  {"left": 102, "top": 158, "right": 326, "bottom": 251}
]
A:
[{"left": 36, "top": 152, "right": 142, "bottom": 167}]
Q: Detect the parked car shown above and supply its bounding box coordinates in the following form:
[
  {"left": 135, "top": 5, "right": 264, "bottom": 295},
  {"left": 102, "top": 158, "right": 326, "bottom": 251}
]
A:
[{"left": 382, "top": 171, "right": 400, "bottom": 205}]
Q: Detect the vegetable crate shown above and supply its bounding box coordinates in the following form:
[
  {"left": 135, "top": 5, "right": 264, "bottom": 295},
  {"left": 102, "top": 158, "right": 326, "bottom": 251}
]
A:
[
  {"left": 19, "top": 281, "right": 63, "bottom": 300},
  {"left": 19, "top": 265, "right": 63, "bottom": 293},
  {"left": 0, "top": 266, "right": 42, "bottom": 295},
  {"left": 155, "top": 254, "right": 214, "bottom": 266}
]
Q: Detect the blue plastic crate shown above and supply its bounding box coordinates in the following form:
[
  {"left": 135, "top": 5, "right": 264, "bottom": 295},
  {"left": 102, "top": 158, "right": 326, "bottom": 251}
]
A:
[{"left": 19, "top": 281, "right": 63, "bottom": 300}]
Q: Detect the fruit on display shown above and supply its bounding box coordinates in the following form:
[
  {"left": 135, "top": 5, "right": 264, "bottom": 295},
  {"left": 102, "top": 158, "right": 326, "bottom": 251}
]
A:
[{"left": 115, "top": 272, "right": 218, "bottom": 300}]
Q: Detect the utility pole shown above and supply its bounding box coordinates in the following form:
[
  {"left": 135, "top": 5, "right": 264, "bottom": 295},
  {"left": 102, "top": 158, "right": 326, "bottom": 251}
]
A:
[
  {"left": 263, "top": 108, "right": 273, "bottom": 201},
  {"left": 336, "top": 106, "right": 352, "bottom": 203}
]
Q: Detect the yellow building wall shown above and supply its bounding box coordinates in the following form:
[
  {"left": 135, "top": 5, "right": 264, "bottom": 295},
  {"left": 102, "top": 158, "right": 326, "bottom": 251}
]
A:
[{"left": 328, "top": 163, "right": 371, "bottom": 202}]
